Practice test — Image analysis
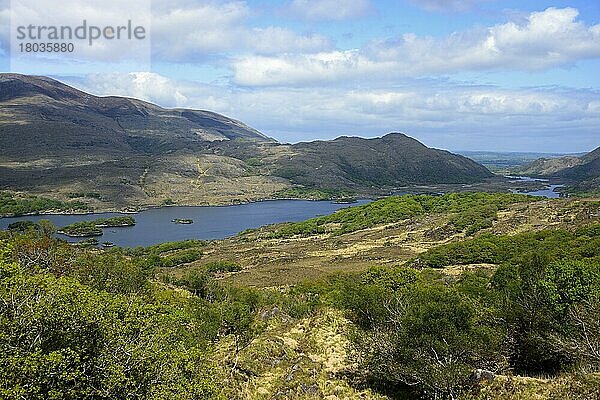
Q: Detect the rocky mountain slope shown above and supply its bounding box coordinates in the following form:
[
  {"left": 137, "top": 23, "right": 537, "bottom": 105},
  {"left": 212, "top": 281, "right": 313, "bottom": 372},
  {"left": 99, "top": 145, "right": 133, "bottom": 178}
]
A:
[{"left": 1, "top": 74, "right": 496, "bottom": 208}]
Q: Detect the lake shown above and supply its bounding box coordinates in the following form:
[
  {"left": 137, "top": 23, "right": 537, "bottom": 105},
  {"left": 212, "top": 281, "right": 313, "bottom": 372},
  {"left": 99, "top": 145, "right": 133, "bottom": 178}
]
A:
[
  {"left": 0, "top": 199, "right": 369, "bottom": 248},
  {"left": 506, "top": 176, "right": 564, "bottom": 199}
]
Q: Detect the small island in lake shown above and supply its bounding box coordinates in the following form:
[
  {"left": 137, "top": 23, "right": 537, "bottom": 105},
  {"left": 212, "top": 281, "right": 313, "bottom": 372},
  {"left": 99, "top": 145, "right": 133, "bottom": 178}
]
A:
[
  {"left": 172, "top": 218, "right": 193, "bottom": 224},
  {"left": 59, "top": 216, "right": 136, "bottom": 237}
]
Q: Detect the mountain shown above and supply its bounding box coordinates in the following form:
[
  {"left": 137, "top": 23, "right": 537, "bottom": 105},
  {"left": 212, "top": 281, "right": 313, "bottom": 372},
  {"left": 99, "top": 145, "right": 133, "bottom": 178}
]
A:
[
  {"left": 512, "top": 155, "right": 586, "bottom": 176},
  {"left": 552, "top": 147, "right": 600, "bottom": 192},
  {"left": 0, "top": 74, "right": 495, "bottom": 208},
  {"left": 514, "top": 146, "right": 600, "bottom": 192},
  {"left": 274, "top": 134, "right": 493, "bottom": 189},
  {"left": 0, "top": 73, "right": 272, "bottom": 161}
]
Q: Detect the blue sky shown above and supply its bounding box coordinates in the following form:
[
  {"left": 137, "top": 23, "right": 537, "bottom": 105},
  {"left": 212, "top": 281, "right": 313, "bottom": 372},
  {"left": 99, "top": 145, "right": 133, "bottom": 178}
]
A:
[{"left": 1, "top": 0, "right": 599, "bottom": 152}]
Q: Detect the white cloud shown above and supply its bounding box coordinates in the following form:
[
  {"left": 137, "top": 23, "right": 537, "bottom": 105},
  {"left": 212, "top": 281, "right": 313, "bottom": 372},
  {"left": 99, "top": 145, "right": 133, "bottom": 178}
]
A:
[
  {"left": 287, "top": 0, "right": 373, "bottom": 21},
  {"left": 248, "top": 27, "right": 332, "bottom": 54},
  {"left": 0, "top": 1, "right": 11, "bottom": 54},
  {"left": 2, "top": 0, "right": 332, "bottom": 65},
  {"left": 408, "top": 0, "right": 488, "bottom": 12},
  {"left": 588, "top": 101, "right": 600, "bottom": 114},
  {"left": 5, "top": 0, "right": 152, "bottom": 74},
  {"left": 151, "top": 2, "right": 331, "bottom": 59},
  {"left": 78, "top": 72, "right": 192, "bottom": 108},
  {"left": 232, "top": 50, "right": 388, "bottom": 86},
  {"left": 232, "top": 7, "right": 600, "bottom": 86},
  {"left": 151, "top": 2, "right": 249, "bottom": 58}
]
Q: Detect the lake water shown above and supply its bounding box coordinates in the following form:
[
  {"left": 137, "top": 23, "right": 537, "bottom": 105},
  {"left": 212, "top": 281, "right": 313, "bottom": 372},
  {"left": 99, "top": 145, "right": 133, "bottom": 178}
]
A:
[
  {"left": 506, "top": 176, "right": 564, "bottom": 199},
  {"left": 0, "top": 200, "right": 369, "bottom": 248},
  {"left": 519, "top": 185, "right": 563, "bottom": 198}
]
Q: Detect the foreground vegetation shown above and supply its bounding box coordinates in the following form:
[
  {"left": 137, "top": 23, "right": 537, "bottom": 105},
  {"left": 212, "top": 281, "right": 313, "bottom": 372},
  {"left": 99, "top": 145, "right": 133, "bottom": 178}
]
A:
[
  {"left": 1, "top": 193, "right": 599, "bottom": 399},
  {"left": 413, "top": 225, "right": 600, "bottom": 268}
]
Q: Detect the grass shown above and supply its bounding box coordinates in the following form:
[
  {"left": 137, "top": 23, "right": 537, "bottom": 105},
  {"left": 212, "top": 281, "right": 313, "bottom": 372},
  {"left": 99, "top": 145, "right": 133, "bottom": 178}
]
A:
[
  {"left": 467, "top": 373, "right": 600, "bottom": 400},
  {"left": 216, "top": 308, "right": 388, "bottom": 399}
]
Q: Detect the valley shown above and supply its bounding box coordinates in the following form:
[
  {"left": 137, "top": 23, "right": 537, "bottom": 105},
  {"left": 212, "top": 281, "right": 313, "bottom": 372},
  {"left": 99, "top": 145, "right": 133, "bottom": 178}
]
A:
[{"left": 1, "top": 73, "right": 599, "bottom": 400}]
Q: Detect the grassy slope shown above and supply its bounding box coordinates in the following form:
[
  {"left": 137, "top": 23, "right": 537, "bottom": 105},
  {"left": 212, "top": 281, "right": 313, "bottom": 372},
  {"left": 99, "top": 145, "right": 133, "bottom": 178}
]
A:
[
  {"left": 202, "top": 195, "right": 599, "bottom": 399},
  {"left": 216, "top": 308, "right": 388, "bottom": 399},
  {"left": 171, "top": 195, "right": 599, "bottom": 288}
]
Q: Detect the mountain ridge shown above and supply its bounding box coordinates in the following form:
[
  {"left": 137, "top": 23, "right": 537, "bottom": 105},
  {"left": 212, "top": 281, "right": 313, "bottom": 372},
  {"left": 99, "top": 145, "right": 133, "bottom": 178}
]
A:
[
  {"left": 274, "top": 133, "right": 492, "bottom": 189},
  {"left": 0, "top": 74, "right": 496, "bottom": 208},
  {"left": 0, "top": 73, "right": 273, "bottom": 161}
]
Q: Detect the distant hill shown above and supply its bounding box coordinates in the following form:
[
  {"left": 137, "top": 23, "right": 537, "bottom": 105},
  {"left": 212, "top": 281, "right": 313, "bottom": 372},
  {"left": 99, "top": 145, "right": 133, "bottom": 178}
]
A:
[
  {"left": 275, "top": 134, "right": 493, "bottom": 189},
  {"left": 457, "top": 151, "right": 582, "bottom": 172},
  {"left": 512, "top": 155, "right": 586, "bottom": 176},
  {"left": 0, "top": 74, "right": 495, "bottom": 208},
  {"left": 514, "top": 146, "right": 600, "bottom": 192}
]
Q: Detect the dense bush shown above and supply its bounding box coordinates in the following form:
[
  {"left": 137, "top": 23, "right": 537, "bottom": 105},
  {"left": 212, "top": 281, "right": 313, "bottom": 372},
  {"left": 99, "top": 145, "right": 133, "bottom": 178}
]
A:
[
  {"left": 93, "top": 216, "right": 135, "bottom": 227},
  {"left": 145, "top": 239, "right": 205, "bottom": 254},
  {"left": 7, "top": 220, "right": 38, "bottom": 232},
  {"left": 58, "top": 217, "right": 136, "bottom": 237},
  {"left": 73, "top": 251, "right": 153, "bottom": 294},
  {"left": 159, "top": 249, "right": 203, "bottom": 268},
  {"left": 205, "top": 260, "right": 242, "bottom": 273},
  {"left": 0, "top": 233, "right": 281, "bottom": 399},
  {"left": 492, "top": 257, "right": 600, "bottom": 374},
  {"left": 0, "top": 242, "right": 218, "bottom": 399},
  {"left": 274, "top": 187, "right": 355, "bottom": 201},
  {"left": 271, "top": 192, "right": 534, "bottom": 238},
  {"left": 330, "top": 244, "right": 600, "bottom": 397},
  {"left": 58, "top": 221, "right": 103, "bottom": 236},
  {"left": 416, "top": 225, "right": 600, "bottom": 268},
  {"left": 326, "top": 268, "right": 504, "bottom": 398}
]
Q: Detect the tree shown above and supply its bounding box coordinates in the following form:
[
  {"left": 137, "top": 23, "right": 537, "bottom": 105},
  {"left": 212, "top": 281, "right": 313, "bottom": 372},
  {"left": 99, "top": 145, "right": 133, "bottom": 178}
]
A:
[{"left": 350, "top": 277, "right": 504, "bottom": 399}]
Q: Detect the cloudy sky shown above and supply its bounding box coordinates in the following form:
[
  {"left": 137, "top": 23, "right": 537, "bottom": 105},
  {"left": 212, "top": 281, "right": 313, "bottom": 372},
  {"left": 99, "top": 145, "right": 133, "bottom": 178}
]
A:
[{"left": 1, "top": 0, "right": 599, "bottom": 152}]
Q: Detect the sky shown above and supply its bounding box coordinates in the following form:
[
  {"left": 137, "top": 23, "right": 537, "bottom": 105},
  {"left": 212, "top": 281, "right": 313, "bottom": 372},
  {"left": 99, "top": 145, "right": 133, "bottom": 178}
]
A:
[{"left": 1, "top": 0, "right": 599, "bottom": 152}]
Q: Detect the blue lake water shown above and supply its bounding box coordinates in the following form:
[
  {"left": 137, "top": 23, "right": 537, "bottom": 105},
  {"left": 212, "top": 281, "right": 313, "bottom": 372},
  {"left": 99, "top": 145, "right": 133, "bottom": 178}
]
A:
[
  {"left": 0, "top": 200, "right": 369, "bottom": 248},
  {"left": 519, "top": 184, "right": 563, "bottom": 199},
  {"left": 506, "top": 176, "right": 564, "bottom": 199}
]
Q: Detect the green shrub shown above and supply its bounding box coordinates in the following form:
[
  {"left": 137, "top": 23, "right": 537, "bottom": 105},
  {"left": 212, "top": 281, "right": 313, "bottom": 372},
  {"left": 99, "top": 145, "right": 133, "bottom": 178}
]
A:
[
  {"left": 0, "top": 244, "right": 218, "bottom": 399},
  {"left": 205, "top": 260, "right": 242, "bottom": 273},
  {"left": 58, "top": 221, "right": 103, "bottom": 237},
  {"left": 160, "top": 249, "right": 203, "bottom": 268},
  {"left": 271, "top": 192, "right": 534, "bottom": 238},
  {"left": 416, "top": 225, "right": 600, "bottom": 268}
]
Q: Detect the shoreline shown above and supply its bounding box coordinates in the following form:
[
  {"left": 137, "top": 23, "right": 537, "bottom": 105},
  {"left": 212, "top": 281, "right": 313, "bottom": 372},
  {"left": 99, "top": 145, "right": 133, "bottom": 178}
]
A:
[
  {"left": 0, "top": 196, "right": 373, "bottom": 219},
  {"left": 0, "top": 176, "right": 572, "bottom": 219}
]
